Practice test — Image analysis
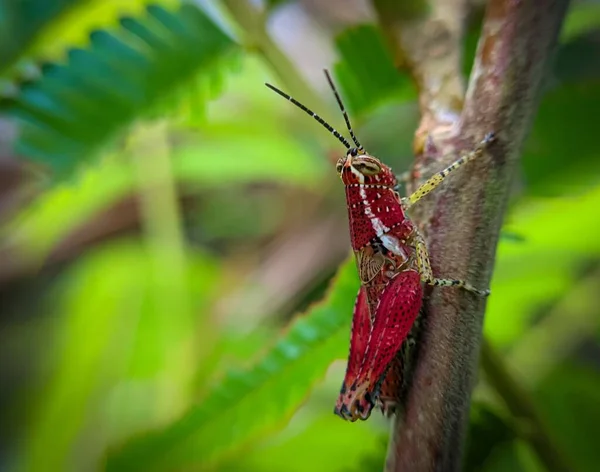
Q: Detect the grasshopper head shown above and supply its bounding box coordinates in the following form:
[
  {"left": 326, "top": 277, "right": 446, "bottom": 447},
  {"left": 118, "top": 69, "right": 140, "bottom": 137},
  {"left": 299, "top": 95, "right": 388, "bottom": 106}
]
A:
[{"left": 336, "top": 149, "right": 397, "bottom": 188}]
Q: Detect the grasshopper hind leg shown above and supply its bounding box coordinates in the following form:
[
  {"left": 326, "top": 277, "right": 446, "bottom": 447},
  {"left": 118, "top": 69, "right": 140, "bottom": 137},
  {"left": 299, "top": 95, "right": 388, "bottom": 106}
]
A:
[{"left": 414, "top": 230, "right": 490, "bottom": 297}]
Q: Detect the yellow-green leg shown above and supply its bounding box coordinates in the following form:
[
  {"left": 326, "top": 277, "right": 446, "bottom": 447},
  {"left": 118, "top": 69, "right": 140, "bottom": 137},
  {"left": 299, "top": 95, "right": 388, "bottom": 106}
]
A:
[
  {"left": 405, "top": 133, "right": 495, "bottom": 208},
  {"left": 414, "top": 231, "right": 490, "bottom": 297}
]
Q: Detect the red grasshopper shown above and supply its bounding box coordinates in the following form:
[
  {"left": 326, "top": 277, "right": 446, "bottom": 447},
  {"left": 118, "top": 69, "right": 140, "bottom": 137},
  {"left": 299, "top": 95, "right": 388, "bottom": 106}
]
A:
[{"left": 266, "top": 71, "right": 492, "bottom": 422}]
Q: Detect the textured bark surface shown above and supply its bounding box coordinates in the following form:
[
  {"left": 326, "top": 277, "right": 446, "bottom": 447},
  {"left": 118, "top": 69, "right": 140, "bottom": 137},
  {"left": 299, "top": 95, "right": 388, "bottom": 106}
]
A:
[
  {"left": 375, "top": 0, "right": 468, "bottom": 155},
  {"left": 373, "top": 0, "right": 571, "bottom": 470}
]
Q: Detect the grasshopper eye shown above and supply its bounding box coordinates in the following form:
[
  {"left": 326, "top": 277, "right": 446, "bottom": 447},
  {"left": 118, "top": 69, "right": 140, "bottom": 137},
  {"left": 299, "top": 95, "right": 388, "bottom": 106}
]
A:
[{"left": 353, "top": 160, "right": 381, "bottom": 175}]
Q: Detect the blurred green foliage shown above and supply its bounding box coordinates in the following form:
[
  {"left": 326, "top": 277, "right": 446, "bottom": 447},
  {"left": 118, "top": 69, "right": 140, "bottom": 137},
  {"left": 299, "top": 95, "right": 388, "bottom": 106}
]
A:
[
  {"left": 7, "top": 3, "right": 238, "bottom": 174},
  {"left": 333, "top": 24, "right": 416, "bottom": 115},
  {"left": 0, "top": 1, "right": 599, "bottom": 472},
  {"left": 107, "top": 258, "right": 360, "bottom": 472}
]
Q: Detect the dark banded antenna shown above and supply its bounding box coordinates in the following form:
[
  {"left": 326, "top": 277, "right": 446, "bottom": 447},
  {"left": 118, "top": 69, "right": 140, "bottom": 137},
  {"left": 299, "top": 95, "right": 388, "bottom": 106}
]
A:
[
  {"left": 265, "top": 82, "right": 352, "bottom": 150},
  {"left": 323, "top": 69, "right": 362, "bottom": 150}
]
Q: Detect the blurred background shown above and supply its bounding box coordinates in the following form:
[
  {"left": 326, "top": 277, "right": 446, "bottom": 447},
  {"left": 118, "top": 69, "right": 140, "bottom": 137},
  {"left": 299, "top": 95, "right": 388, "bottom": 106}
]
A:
[{"left": 0, "top": 0, "right": 599, "bottom": 471}]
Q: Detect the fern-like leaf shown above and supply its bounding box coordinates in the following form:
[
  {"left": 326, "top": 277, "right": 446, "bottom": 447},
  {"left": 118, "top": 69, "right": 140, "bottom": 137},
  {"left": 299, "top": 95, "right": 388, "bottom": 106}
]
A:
[
  {"left": 6, "top": 3, "right": 238, "bottom": 177},
  {"left": 106, "top": 258, "right": 359, "bottom": 472},
  {"left": 0, "top": 0, "right": 84, "bottom": 71}
]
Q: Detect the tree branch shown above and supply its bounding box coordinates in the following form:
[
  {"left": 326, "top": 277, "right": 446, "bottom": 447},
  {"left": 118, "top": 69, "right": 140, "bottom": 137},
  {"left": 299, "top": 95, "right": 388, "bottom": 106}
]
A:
[
  {"left": 374, "top": 1, "right": 571, "bottom": 470},
  {"left": 373, "top": 0, "right": 467, "bottom": 155}
]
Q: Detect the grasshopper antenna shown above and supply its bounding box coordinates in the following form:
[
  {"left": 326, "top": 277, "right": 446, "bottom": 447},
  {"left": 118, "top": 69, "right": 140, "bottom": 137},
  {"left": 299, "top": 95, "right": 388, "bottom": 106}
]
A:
[
  {"left": 265, "top": 82, "right": 352, "bottom": 150},
  {"left": 323, "top": 69, "right": 362, "bottom": 150}
]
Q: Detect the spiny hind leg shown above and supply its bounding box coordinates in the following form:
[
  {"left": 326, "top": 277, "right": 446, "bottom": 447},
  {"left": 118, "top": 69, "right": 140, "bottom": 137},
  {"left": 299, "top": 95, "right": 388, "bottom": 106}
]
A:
[
  {"left": 414, "top": 230, "right": 489, "bottom": 297},
  {"left": 405, "top": 133, "right": 495, "bottom": 209}
]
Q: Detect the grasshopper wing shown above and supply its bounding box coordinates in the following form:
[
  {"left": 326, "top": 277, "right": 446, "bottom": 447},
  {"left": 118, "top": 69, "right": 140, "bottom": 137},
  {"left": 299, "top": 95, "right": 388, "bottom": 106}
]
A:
[
  {"left": 336, "top": 270, "right": 422, "bottom": 421},
  {"left": 335, "top": 286, "right": 372, "bottom": 419}
]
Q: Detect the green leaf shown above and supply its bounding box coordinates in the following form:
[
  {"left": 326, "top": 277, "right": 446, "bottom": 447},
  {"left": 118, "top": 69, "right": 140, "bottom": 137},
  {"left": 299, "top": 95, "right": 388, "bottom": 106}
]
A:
[
  {"left": 7, "top": 3, "right": 239, "bottom": 177},
  {"left": 561, "top": 2, "right": 600, "bottom": 42},
  {"left": 521, "top": 81, "right": 600, "bottom": 196},
  {"left": 372, "top": 0, "right": 430, "bottom": 18},
  {"left": 24, "top": 1, "right": 181, "bottom": 64},
  {"left": 0, "top": 0, "right": 83, "bottom": 71},
  {"left": 476, "top": 440, "right": 544, "bottom": 472},
  {"left": 0, "top": 1, "right": 183, "bottom": 81},
  {"left": 536, "top": 363, "right": 600, "bottom": 472},
  {"left": 264, "top": 0, "right": 292, "bottom": 10},
  {"left": 485, "top": 184, "right": 600, "bottom": 346},
  {"left": 333, "top": 24, "right": 416, "bottom": 116},
  {"left": 222, "top": 412, "right": 387, "bottom": 472},
  {"left": 554, "top": 33, "right": 600, "bottom": 85},
  {"left": 20, "top": 240, "right": 219, "bottom": 472},
  {"left": 106, "top": 257, "right": 359, "bottom": 471},
  {"left": 465, "top": 402, "right": 517, "bottom": 471}
]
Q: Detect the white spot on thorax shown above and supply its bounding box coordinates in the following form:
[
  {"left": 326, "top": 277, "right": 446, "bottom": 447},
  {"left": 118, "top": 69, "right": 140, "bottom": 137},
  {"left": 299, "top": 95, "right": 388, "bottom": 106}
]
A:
[{"left": 359, "top": 185, "right": 390, "bottom": 236}]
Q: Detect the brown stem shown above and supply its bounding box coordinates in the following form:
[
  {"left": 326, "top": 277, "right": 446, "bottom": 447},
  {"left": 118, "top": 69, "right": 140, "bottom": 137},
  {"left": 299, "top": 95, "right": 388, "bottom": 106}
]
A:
[
  {"left": 373, "top": 0, "right": 468, "bottom": 155},
  {"left": 376, "top": 0, "right": 571, "bottom": 471}
]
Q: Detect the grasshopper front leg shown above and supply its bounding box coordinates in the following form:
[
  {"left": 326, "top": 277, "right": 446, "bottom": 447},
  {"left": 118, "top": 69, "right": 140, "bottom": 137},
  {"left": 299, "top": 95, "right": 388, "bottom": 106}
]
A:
[{"left": 403, "top": 133, "right": 496, "bottom": 210}]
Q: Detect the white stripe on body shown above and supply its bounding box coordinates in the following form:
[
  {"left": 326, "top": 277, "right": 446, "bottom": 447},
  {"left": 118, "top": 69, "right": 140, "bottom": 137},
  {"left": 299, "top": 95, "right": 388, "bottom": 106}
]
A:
[
  {"left": 351, "top": 163, "right": 395, "bottom": 384},
  {"left": 359, "top": 185, "right": 390, "bottom": 236}
]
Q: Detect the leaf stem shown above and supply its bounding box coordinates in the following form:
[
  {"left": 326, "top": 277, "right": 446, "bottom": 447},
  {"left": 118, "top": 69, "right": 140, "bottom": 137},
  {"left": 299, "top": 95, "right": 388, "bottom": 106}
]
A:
[
  {"left": 128, "top": 121, "right": 194, "bottom": 419},
  {"left": 221, "top": 0, "right": 320, "bottom": 106}
]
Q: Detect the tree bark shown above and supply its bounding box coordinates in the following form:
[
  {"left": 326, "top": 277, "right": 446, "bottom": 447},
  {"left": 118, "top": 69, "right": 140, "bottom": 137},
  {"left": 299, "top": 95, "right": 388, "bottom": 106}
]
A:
[{"left": 373, "top": 0, "right": 571, "bottom": 470}]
